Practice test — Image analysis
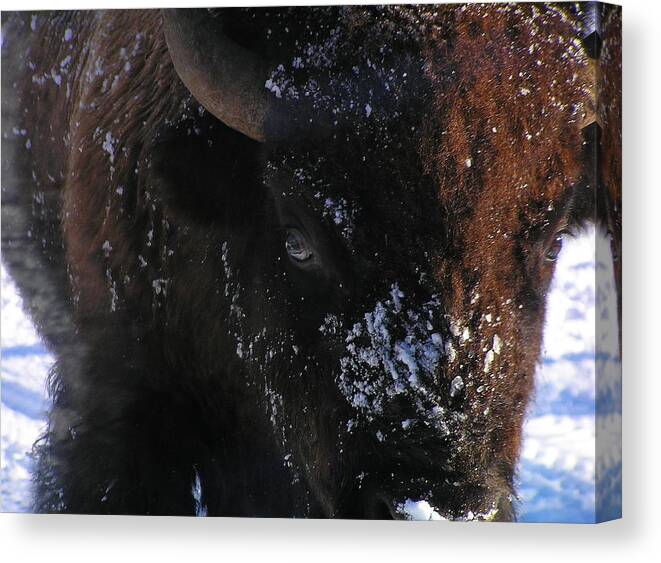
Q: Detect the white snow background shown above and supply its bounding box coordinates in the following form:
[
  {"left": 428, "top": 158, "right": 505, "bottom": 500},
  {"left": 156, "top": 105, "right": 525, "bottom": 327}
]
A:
[{"left": 0, "top": 227, "right": 620, "bottom": 521}]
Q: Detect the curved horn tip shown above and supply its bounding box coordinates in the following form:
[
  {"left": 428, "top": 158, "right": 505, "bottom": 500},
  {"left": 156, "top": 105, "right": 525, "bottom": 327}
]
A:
[{"left": 162, "top": 8, "right": 269, "bottom": 142}]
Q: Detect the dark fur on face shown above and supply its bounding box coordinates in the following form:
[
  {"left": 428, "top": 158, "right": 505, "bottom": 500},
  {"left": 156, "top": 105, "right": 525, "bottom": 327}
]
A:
[{"left": 0, "top": 4, "right": 617, "bottom": 519}]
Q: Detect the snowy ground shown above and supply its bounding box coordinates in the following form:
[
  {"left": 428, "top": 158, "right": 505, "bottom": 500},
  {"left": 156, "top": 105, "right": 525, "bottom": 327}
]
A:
[
  {"left": 1, "top": 263, "right": 53, "bottom": 513},
  {"left": 0, "top": 228, "right": 620, "bottom": 521}
]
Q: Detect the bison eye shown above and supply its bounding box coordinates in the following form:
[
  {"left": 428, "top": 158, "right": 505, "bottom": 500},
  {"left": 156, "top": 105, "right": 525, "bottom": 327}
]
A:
[
  {"left": 285, "top": 228, "right": 313, "bottom": 262},
  {"left": 545, "top": 233, "right": 564, "bottom": 262}
]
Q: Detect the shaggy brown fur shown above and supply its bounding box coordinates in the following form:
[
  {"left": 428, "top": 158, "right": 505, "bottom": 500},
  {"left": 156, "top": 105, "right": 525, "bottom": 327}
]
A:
[{"left": 423, "top": 3, "right": 596, "bottom": 486}]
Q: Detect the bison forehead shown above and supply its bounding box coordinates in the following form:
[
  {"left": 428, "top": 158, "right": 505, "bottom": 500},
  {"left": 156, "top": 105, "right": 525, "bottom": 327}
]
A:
[
  {"left": 421, "top": 8, "right": 593, "bottom": 204},
  {"left": 259, "top": 5, "right": 594, "bottom": 254}
]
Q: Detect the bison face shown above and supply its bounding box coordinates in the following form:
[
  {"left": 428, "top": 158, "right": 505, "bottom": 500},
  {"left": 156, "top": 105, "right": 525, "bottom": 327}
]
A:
[
  {"left": 154, "top": 5, "right": 599, "bottom": 519},
  {"left": 241, "top": 134, "right": 581, "bottom": 520}
]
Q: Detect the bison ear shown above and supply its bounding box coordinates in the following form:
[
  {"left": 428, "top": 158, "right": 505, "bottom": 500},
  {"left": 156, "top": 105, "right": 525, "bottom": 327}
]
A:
[{"left": 151, "top": 117, "right": 263, "bottom": 225}]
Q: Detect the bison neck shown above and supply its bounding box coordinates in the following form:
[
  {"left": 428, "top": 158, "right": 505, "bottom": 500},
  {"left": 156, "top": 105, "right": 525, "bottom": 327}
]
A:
[{"left": 39, "top": 319, "right": 321, "bottom": 517}]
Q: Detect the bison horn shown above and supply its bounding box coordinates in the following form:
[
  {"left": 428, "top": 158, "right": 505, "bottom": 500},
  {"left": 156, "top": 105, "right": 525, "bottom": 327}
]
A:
[{"left": 162, "top": 9, "right": 270, "bottom": 142}]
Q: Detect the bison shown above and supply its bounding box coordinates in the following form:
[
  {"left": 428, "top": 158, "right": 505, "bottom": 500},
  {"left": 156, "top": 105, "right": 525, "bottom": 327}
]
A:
[{"left": 1, "top": 4, "right": 620, "bottom": 519}]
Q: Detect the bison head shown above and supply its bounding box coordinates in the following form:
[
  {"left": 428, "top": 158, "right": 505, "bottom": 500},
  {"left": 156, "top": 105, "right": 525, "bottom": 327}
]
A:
[{"left": 75, "top": 5, "right": 605, "bottom": 519}]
